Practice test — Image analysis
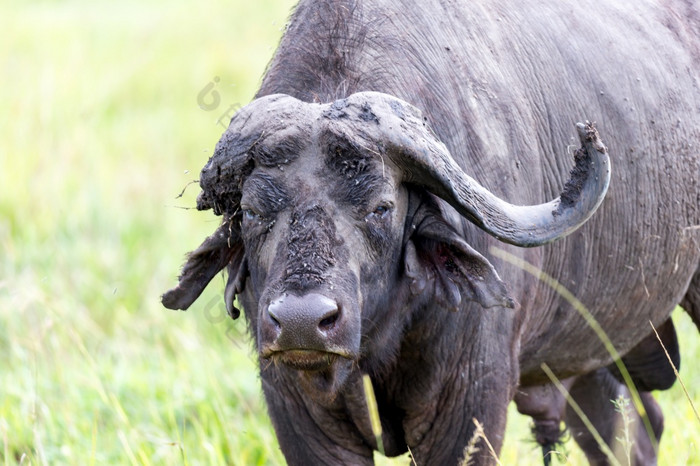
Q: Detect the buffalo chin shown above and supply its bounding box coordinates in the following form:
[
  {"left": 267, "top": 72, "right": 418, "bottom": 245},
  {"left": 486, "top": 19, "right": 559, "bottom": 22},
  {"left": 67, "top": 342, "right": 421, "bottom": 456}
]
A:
[{"left": 269, "top": 350, "right": 355, "bottom": 403}]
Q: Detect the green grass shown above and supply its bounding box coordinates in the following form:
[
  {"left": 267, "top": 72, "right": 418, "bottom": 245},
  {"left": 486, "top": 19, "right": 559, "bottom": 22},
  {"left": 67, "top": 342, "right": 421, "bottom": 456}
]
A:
[{"left": 0, "top": 0, "right": 697, "bottom": 464}]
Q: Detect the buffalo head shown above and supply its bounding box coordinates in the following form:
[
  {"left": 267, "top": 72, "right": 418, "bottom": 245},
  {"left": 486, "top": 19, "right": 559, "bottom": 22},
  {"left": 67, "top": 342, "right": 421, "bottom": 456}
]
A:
[{"left": 163, "top": 92, "right": 609, "bottom": 396}]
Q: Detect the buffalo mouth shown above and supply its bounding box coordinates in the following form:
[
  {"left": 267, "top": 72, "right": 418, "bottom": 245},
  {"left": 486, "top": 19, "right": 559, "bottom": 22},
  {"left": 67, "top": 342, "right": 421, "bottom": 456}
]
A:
[
  {"left": 261, "top": 348, "right": 357, "bottom": 398},
  {"left": 262, "top": 349, "right": 354, "bottom": 372}
]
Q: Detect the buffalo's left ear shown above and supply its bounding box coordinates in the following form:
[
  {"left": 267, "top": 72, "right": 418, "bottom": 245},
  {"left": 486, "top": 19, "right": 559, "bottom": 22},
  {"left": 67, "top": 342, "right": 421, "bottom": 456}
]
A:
[
  {"left": 404, "top": 214, "right": 516, "bottom": 311},
  {"left": 162, "top": 222, "right": 244, "bottom": 316},
  {"left": 223, "top": 254, "right": 247, "bottom": 319}
]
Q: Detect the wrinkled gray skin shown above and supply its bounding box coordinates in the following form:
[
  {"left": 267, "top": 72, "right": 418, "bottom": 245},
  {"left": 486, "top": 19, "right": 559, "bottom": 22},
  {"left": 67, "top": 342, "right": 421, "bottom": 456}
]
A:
[{"left": 164, "top": 1, "right": 700, "bottom": 464}]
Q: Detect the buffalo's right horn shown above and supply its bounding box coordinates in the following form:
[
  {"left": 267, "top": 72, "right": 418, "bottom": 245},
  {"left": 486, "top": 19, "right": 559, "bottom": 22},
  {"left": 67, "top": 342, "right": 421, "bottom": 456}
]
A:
[{"left": 344, "top": 92, "right": 611, "bottom": 247}]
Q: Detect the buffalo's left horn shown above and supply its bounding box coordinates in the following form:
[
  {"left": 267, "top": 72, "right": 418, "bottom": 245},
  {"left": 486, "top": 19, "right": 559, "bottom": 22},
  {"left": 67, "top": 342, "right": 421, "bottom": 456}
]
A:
[{"left": 344, "top": 92, "right": 610, "bottom": 247}]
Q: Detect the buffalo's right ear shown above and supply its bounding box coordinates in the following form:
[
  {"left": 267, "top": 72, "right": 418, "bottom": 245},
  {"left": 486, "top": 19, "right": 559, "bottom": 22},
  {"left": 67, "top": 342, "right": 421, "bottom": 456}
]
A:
[
  {"left": 162, "top": 222, "right": 243, "bottom": 314},
  {"left": 403, "top": 204, "right": 516, "bottom": 311}
]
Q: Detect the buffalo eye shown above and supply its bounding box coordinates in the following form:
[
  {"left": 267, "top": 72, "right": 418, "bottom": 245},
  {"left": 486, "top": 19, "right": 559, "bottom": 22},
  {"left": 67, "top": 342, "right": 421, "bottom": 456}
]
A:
[
  {"left": 241, "top": 207, "right": 264, "bottom": 224},
  {"left": 240, "top": 207, "right": 277, "bottom": 234},
  {"left": 365, "top": 203, "right": 392, "bottom": 221}
]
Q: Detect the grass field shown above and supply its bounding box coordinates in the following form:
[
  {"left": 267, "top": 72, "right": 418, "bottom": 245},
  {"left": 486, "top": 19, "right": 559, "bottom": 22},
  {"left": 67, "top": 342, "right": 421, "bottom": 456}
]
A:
[{"left": 1, "top": 0, "right": 698, "bottom": 464}]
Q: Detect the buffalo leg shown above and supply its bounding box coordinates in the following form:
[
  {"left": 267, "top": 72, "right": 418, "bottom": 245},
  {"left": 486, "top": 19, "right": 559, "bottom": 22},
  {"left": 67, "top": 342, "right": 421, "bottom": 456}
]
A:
[
  {"left": 680, "top": 265, "right": 700, "bottom": 332},
  {"left": 565, "top": 368, "right": 663, "bottom": 466},
  {"left": 514, "top": 379, "right": 574, "bottom": 465},
  {"left": 405, "top": 345, "right": 518, "bottom": 464},
  {"left": 608, "top": 318, "right": 680, "bottom": 392},
  {"left": 409, "top": 373, "right": 515, "bottom": 465}
]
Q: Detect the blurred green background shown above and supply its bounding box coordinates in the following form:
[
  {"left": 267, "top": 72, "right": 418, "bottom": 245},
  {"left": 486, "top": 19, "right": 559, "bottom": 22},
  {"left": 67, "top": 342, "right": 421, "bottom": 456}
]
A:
[{"left": 1, "top": 0, "right": 697, "bottom": 464}]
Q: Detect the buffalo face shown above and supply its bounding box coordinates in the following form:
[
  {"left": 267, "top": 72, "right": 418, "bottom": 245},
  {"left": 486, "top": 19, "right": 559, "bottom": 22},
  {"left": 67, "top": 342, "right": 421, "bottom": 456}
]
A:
[
  {"left": 163, "top": 92, "right": 610, "bottom": 397},
  {"left": 233, "top": 120, "right": 412, "bottom": 392}
]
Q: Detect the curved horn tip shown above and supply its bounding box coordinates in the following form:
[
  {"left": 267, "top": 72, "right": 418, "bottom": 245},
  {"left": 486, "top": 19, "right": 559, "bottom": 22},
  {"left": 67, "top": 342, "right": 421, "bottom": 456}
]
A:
[{"left": 575, "top": 121, "right": 607, "bottom": 154}]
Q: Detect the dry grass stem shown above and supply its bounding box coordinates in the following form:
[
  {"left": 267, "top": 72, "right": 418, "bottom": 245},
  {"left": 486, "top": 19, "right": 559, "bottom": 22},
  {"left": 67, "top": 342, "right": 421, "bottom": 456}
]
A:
[
  {"left": 541, "top": 363, "right": 622, "bottom": 466},
  {"left": 612, "top": 395, "right": 634, "bottom": 466},
  {"left": 407, "top": 445, "right": 417, "bottom": 466},
  {"left": 476, "top": 419, "right": 502, "bottom": 465},
  {"left": 460, "top": 423, "right": 481, "bottom": 466},
  {"left": 649, "top": 320, "right": 700, "bottom": 424}
]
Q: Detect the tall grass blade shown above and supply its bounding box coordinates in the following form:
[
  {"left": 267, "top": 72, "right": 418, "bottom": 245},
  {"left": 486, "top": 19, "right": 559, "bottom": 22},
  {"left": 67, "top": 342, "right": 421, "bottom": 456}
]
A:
[
  {"left": 649, "top": 320, "right": 700, "bottom": 424},
  {"left": 117, "top": 430, "right": 139, "bottom": 466},
  {"left": 362, "top": 374, "right": 385, "bottom": 456},
  {"left": 541, "top": 363, "right": 622, "bottom": 466},
  {"left": 490, "top": 247, "right": 659, "bottom": 453}
]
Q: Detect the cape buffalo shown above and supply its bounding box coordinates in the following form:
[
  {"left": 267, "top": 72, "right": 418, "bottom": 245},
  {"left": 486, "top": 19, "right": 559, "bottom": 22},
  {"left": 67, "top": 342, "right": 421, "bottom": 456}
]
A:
[{"left": 164, "top": 1, "right": 700, "bottom": 464}]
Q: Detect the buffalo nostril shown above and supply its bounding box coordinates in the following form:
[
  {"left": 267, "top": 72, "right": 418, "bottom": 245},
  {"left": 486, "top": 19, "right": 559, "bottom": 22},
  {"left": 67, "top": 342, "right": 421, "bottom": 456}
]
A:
[
  {"left": 267, "top": 300, "right": 283, "bottom": 329},
  {"left": 318, "top": 308, "right": 340, "bottom": 331},
  {"left": 269, "top": 312, "right": 281, "bottom": 328}
]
